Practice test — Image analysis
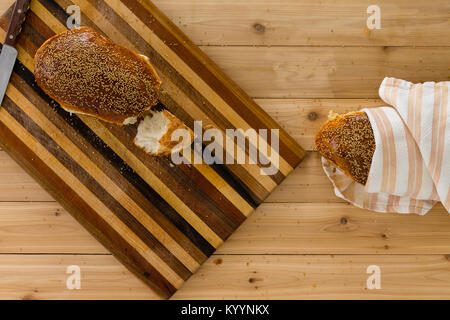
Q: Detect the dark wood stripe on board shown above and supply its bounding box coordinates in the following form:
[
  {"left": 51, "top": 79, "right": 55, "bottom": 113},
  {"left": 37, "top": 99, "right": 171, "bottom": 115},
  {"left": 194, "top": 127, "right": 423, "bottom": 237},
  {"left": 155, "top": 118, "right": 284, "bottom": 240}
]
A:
[{"left": 22, "top": 12, "right": 48, "bottom": 47}]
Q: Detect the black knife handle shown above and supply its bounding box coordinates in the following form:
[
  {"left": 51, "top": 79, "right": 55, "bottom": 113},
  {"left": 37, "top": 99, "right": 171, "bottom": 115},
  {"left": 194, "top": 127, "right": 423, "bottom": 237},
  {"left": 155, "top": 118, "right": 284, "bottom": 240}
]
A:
[{"left": 4, "top": 0, "right": 31, "bottom": 47}]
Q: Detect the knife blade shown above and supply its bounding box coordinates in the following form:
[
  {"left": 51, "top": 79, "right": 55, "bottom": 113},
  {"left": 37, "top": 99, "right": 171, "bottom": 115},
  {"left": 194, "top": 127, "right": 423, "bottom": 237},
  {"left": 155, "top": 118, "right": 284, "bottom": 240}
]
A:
[
  {"left": 0, "top": 0, "right": 31, "bottom": 105},
  {"left": 0, "top": 44, "right": 18, "bottom": 104}
]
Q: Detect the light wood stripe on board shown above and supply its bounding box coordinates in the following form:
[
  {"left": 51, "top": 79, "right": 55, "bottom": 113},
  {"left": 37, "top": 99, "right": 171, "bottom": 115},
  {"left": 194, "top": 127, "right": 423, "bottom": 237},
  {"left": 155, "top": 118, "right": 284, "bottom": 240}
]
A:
[
  {"left": 0, "top": 30, "right": 34, "bottom": 74},
  {"left": 30, "top": 0, "right": 66, "bottom": 34}
]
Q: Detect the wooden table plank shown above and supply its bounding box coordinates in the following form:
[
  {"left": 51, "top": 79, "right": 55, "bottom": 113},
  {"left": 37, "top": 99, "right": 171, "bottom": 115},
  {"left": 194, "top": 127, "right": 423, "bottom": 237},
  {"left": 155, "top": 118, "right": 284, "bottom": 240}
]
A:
[
  {"left": 216, "top": 203, "right": 450, "bottom": 255},
  {"left": 201, "top": 46, "right": 450, "bottom": 98},
  {"left": 0, "top": 151, "right": 54, "bottom": 201},
  {"left": 266, "top": 152, "right": 341, "bottom": 203},
  {"left": 153, "top": 0, "right": 450, "bottom": 47},
  {"left": 0, "top": 254, "right": 157, "bottom": 300},
  {"left": 173, "top": 254, "right": 450, "bottom": 299},
  {"left": 0, "top": 202, "right": 106, "bottom": 254},
  {"left": 1, "top": 253, "right": 449, "bottom": 300},
  {"left": 5, "top": 0, "right": 450, "bottom": 47},
  {"left": 1, "top": 201, "right": 450, "bottom": 255}
]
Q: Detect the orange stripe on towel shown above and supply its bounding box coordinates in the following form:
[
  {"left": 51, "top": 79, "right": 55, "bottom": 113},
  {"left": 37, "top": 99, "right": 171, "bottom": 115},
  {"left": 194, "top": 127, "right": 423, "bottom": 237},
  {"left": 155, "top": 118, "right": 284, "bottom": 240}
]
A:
[
  {"left": 411, "top": 85, "right": 424, "bottom": 199},
  {"left": 445, "top": 188, "right": 450, "bottom": 210},
  {"left": 404, "top": 85, "right": 417, "bottom": 197},
  {"left": 377, "top": 109, "right": 397, "bottom": 194},
  {"left": 432, "top": 84, "right": 448, "bottom": 186},
  {"left": 370, "top": 109, "right": 390, "bottom": 193},
  {"left": 370, "top": 193, "right": 379, "bottom": 211}
]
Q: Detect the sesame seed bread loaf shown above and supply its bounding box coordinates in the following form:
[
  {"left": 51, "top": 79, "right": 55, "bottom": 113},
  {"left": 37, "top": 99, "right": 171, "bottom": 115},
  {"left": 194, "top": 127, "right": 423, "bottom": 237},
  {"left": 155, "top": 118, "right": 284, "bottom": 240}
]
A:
[
  {"left": 34, "top": 27, "right": 161, "bottom": 125},
  {"left": 315, "top": 111, "right": 376, "bottom": 185}
]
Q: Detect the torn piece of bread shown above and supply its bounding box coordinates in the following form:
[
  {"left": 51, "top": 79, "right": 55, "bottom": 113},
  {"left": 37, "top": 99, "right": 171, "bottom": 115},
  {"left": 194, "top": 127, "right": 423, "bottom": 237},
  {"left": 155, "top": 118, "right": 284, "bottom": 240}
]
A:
[
  {"left": 315, "top": 111, "right": 376, "bottom": 185},
  {"left": 134, "top": 110, "right": 193, "bottom": 156},
  {"left": 34, "top": 27, "right": 161, "bottom": 125}
]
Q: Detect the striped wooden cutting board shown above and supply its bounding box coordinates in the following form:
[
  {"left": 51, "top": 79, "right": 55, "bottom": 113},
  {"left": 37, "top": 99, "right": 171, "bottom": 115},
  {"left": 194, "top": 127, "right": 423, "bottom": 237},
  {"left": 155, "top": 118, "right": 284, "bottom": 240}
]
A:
[{"left": 0, "top": 0, "right": 305, "bottom": 298}]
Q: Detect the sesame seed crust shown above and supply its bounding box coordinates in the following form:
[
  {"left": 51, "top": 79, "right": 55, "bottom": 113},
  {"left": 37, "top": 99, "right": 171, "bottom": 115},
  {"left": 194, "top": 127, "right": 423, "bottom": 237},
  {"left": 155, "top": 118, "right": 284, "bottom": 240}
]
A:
[
  {"left": 34, "top": 27, "right": 162, "bottom": 125},
  {"left": 315, "top": 111, "right": 376, "bottom": 185}
]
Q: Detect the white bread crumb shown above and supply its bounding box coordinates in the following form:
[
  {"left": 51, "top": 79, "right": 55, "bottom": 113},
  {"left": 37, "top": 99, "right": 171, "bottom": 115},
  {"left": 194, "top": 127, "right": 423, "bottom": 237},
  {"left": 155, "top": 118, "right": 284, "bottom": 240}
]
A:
[{"left": 134, "top": 110, "right": 192, "bottom": 156}]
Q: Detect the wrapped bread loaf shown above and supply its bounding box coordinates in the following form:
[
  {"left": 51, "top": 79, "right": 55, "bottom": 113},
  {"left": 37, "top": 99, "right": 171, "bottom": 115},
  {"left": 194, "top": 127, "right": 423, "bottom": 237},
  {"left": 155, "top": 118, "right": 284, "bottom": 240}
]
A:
[{"left": 315, "top": 111, "right": 376, "bottom": 185}]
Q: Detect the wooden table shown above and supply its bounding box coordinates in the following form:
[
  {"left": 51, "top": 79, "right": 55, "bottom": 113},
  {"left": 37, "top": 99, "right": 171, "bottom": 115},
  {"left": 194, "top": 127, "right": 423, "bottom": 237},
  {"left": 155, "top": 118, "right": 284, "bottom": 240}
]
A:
[{"left": 0, "top": 0, "right": 450, "bottom": 299}]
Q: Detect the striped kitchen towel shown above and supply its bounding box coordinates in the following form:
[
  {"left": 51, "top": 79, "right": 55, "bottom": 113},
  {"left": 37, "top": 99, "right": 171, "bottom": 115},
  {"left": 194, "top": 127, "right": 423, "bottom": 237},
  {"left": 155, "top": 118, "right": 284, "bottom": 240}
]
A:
[{"left": 322, "top": 78, "right": 449, "bottom": 215}]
